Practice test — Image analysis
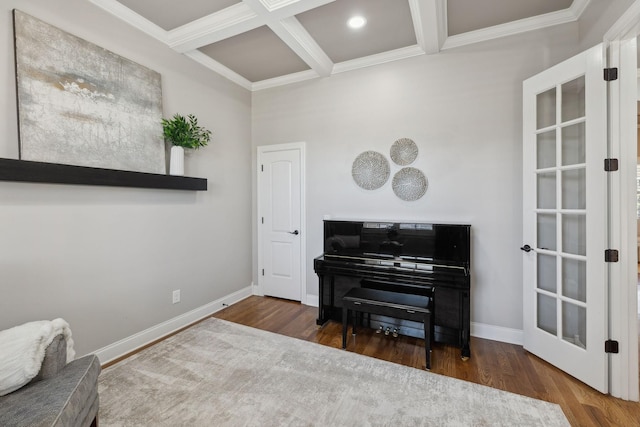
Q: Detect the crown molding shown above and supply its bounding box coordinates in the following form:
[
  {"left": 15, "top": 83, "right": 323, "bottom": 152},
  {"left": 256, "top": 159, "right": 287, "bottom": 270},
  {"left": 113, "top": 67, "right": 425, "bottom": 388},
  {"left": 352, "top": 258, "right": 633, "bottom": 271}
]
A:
[
  {"left": 569, "top": 0, "right": 591, "bottom": 18},
  {"left": 251, "top": 69, "right": 319, "bottom": 91},
  {"left": 258, "top": 0, "right": 301, "bottom": 11},
  {"left": 252, "top": 44, "right": 426, "bottom": 91},
  {"left": 255, "top": 0, "right": 336, "bottom": 19},
  {"left": 442, "top": 7, "right": 580, "bottom": 51},
  {"left": 184, "top": 50, "right": 252, "bottom": 90},
  {"left": 89, "top": 0, "right": 167, "bottom": 43},
  {"left": 604, "top": 0, "right": 640, "bottom": 42},
  {"left": 188, "top": 51, "right": 324, "bottom": 94},
  {"left": 332, "top": 45, "right": 425, "bottom": 75},
  {"left": 168, "top": 3, "right": 262, "bottom": 53},
  {"left": 409, "top": 0, "right": 446, "bottom": 54}
]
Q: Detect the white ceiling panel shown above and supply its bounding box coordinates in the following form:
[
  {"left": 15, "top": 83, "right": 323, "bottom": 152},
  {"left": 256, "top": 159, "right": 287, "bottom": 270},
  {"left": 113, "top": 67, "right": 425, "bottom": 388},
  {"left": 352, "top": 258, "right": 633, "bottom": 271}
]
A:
[
  {"left": 117, "top": 0, "right": 241, "bottom": 30},
  {"left": 296, "top": 0, "right": 416, "bottom": 63},
  {"left": 199, "top": 25, "right": 311, "bottom": 82},
  {"left": 447, "top": 0, "right": 574, "bottom": 36}
]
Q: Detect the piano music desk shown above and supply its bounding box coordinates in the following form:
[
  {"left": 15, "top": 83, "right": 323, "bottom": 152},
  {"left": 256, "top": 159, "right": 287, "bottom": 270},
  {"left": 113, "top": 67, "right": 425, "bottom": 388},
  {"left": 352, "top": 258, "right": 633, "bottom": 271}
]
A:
[{"left": 342, "top": 287, "right": 433, "bottom": 370}]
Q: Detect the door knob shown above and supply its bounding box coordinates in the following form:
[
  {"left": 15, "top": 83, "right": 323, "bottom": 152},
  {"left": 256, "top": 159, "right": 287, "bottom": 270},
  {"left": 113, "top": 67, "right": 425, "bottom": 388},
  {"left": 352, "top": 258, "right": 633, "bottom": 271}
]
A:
[
  {"left": 520, "top": 244, "right": 533, "bottom": 252},
  {"left": 289, "top": 230, "right": 299, "bottom": 235}
]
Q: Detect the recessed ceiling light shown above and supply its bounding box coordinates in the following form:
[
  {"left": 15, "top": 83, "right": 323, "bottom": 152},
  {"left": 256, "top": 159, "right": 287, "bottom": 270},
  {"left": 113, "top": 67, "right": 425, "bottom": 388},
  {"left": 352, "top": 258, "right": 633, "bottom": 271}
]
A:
[{"left": 347, "top": 16, "right": 367, "bottom": 29}]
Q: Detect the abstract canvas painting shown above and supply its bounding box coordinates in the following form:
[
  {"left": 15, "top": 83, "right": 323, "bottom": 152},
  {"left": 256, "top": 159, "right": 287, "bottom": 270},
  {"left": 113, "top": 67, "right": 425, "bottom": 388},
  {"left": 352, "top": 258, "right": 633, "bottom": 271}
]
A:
[{"left": 13, "top": 10, "right": 165, "bottom": 174}]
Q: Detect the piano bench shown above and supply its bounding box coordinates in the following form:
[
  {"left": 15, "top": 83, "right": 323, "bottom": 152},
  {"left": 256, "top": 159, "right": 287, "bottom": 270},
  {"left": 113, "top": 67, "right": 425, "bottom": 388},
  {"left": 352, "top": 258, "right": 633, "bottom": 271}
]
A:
[{"left": 341, "top": 287, "right": 433, "bottom": 370}]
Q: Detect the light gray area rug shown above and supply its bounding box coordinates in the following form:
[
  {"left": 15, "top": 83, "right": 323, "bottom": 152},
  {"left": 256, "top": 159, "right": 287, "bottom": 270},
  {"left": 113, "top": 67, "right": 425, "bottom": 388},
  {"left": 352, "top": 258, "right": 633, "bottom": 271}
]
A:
[{"left": 98, "top": 318, "right": 569, "bottom": 426}]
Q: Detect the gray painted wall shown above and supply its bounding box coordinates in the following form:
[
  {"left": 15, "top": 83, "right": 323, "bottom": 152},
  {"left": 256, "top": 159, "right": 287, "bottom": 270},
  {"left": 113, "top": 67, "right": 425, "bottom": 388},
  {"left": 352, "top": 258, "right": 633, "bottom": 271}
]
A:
[
  {"left": 0, "top": 0, "right": 252, "bottom": 356},
  {"left": 251, "top": 25, "right": 581, "bottom": 331},
  {"left": 0, "top": 0, "right": 633, "bottom": 357},
  {"left": 251, "top": 0, "right": 637, "bottom": 333}
]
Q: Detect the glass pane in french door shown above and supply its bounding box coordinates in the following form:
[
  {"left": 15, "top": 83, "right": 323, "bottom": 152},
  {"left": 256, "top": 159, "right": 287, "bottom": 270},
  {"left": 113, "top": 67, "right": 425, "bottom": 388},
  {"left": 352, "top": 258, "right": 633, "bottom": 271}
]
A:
[
  {"left": 535, "top": 76, "right": 587, "bottom": 349},
  {"left": 562, "top": 302, "right": 586, "bottom": 348},
  {"left": 562, "top": 258, "right": 586, "bottom": 302},
  {"left": 561, "top": 76, "right": 585, "bottom": 122},
  {"left": 536, "top": 88, "right": 556, "bottom": 129}
]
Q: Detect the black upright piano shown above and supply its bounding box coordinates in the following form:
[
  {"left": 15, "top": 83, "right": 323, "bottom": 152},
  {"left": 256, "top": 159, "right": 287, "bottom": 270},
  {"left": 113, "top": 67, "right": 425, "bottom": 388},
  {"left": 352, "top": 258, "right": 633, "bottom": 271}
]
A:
[{"left": 314, "top": 220, "right": 471, "bottom": 358}]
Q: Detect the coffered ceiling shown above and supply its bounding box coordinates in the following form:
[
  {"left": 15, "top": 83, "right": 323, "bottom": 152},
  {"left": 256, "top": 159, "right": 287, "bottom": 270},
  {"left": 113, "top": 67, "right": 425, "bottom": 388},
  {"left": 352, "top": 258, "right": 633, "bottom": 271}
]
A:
[{"left": 90, "top": 0, "right": 587, "bottom": 91}]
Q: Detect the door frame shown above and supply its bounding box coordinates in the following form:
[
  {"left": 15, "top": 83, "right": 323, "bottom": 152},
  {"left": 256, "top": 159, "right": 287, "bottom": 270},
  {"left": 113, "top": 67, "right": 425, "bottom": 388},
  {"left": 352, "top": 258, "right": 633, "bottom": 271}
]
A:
[
  {"left": 256, "top": 142, "right": 307, "bottom": 304},
  {"left": 603, "top": 0, "right": 640, "bottom": 401}
]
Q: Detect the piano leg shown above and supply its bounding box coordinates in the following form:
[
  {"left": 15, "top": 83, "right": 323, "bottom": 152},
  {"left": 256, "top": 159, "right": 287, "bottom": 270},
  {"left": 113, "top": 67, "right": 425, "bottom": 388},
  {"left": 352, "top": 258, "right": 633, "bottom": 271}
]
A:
[
  {"left": 317, "top": 274, "right": 325, "bottom": 325},
  {"left": 341, "top": 305, "right": 348, "bottom": 349},
  {"left": 461, "top": 341, "right": 471, "bottom": 360},
  {"left": 316, "top": 274, "right": 335, "bottom": 328},
  {"left": 423, "top": 312, "right": 432, "bottom": 370},
  {"left": 461, "top": 290, "right": 471, "bottom": 360}
]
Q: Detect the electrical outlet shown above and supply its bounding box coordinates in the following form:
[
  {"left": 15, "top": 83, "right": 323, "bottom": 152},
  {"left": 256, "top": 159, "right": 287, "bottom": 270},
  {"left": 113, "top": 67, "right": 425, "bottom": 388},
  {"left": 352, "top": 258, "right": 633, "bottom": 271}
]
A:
[{"left": 172, "top": 289, "right": 180, "bottom": 304}]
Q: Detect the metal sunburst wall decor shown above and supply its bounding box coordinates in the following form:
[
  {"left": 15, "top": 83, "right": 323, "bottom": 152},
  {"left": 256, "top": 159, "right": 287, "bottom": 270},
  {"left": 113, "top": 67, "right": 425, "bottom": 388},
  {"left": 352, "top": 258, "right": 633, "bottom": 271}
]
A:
[
  {"left": 351, "top": 138, "right": 428, "bottom": 201},
  {"left": 390, "top": 138, "right": 418, "bottom": 166},
  {"left": 351, "top": 151, "right": 390, "bottom": 190},
  {"left": 392, "top": 167, "right": 428, "bottom": 201}
]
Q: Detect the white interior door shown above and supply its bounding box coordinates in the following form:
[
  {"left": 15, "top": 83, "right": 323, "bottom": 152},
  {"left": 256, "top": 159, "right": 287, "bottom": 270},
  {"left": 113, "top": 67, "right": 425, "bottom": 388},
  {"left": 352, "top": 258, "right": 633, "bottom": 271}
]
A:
[
  {"left": 258, "top": 144, "right": 303, "bottom": 301},
  {"left": 522, "top": 44, "right": 608, "bottom": 393}
]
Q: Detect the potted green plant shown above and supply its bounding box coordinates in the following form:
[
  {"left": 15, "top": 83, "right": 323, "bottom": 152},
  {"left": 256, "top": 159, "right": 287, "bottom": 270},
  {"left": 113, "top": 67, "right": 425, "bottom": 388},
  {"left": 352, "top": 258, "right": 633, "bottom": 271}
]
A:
[{"left": 161, "top": 113, "right": 212, "bottom": 175}]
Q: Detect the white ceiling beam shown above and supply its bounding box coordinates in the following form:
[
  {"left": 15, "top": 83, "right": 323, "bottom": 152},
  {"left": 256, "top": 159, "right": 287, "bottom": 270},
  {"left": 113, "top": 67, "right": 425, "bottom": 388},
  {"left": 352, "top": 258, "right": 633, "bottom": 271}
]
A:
[
  {"left": 271, "top": 17, "right": 333, "bottom": 77},
  {"left": 184, "top": 50, "right": 253, "bottom": 90},
  {"left": 255, "top": 0, "right": 336, "bottom": 17},
  {"left": 244, "top": 0, "right": 333, "bottom": 77},
  {"left": 409, "top": 0, "right": 446, "bottom": 55},
  {"left": 168, "top": 3, "right": 262, "bottom": 53}
]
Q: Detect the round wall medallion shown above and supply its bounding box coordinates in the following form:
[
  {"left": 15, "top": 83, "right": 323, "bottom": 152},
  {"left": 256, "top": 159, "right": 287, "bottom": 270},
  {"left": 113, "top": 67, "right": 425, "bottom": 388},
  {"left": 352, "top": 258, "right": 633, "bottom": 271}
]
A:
[
  {"left": 390, "top": 138, "right": 418, "bottom": 166},
  {"left": 392, "top": 167, "right": 428, "bottom": 201},
  {"left": 352, "top": 151, "right": 390, "bottom": 190}
]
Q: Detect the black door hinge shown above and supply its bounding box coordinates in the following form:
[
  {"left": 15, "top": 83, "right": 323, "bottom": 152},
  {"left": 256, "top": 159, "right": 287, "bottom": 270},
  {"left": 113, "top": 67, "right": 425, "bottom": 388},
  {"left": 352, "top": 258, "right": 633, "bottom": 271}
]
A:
[
  {"left": 261, "top": 164, "right": 264, "bottom": 172},
  {"left": 605, "top": 249, "right": 619, "bottom": 262},
  {"left": 604, "top": 67, "right": 618, "bottom": 81},
  {"left": 604, "top": 158, "right": 619, "bottom": 171},
  {"left": 605, "top": 340, "right": 619, "bottom": 353},
  {"left": 262, "top": 269, "right": 265, "bottom": 276}
]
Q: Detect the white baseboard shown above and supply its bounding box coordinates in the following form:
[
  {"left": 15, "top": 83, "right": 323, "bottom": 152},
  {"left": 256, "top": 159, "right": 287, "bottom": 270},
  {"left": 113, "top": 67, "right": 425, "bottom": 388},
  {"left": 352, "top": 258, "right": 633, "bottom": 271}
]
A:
[
  {"left": 471, "top": 322, "right": 523, "bottom": 346},
  {"left": 94, "top": 286, "right": 253, "bottom": 365},
  {"left": 301, "top": 296, "right": 522, "bottom": 345},
  {"left": 305, "top": 294, "right": 319, "bottom": 307},
  {"left": 93, "top": 287, "right": 522, "bottom": 365},
  {"left": 303, "top": 296, "right": 521, "bottom": 345}
]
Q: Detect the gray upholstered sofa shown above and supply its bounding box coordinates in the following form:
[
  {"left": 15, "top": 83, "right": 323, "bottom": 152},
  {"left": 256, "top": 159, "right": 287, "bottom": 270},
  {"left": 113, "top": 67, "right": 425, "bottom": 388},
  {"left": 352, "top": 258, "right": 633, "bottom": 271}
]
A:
[{"left": 0, "top": 335, "right": 101, "bottom": 427}]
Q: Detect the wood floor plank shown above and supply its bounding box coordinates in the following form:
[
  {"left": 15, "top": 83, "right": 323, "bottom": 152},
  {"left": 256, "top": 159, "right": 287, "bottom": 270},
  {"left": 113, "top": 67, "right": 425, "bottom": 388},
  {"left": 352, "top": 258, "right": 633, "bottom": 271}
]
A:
[{"left": 213, "top": 296, "right": 640, "bottom": 427}]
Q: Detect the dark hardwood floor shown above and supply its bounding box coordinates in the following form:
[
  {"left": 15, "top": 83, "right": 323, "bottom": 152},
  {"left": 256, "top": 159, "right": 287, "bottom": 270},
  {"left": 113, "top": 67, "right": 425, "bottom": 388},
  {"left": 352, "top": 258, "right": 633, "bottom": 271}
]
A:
[{"left": 213, "top": 295, "right": 640, "bottom": 427}]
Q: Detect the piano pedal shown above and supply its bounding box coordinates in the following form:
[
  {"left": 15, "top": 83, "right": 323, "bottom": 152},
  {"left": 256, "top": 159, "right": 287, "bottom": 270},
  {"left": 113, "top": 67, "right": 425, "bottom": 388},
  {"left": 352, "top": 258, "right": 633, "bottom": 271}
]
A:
[
  {"left": 384, "top": 327, "right": 391, "bottom": 336},
  {"left": 392, "top": 328, "right": 398, "bottom": 338},
  {"left": 376, "top": 325, "right": 383, "bottom": 334}
]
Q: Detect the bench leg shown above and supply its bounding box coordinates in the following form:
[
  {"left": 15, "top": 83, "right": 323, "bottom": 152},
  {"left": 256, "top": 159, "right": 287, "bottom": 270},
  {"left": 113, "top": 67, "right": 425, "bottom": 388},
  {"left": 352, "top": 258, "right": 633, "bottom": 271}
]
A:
[
  {"left": 424, "top": 314, "right": 432, "bottom": 370},
  {"left": 342, "top": 305, "right": 348, "bottom": 349}
]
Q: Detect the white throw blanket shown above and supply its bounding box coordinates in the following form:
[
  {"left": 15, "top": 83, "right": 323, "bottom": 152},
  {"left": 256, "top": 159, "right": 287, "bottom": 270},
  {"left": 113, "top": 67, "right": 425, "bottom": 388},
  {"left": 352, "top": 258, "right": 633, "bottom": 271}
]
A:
[{"left": 0, "top": 318, "right": 75, "bottom": 396}]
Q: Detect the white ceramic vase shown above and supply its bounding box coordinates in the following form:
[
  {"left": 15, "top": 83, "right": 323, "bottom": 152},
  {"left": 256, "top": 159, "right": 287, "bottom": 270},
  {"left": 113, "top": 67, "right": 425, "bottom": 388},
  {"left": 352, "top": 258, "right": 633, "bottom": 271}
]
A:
[{"left": 169, "top": 146, "right": 184, "bottom": 176}]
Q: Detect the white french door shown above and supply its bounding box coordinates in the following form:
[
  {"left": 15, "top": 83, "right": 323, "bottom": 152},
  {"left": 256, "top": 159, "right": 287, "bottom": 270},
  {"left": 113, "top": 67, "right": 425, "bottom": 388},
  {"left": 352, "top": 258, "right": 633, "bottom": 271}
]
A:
[
  {"left": 257, "top": 143, "right": 305, "bottom": 302},
  {"left": 522, "top": 44, "right": 608, "bottom": 392}
]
